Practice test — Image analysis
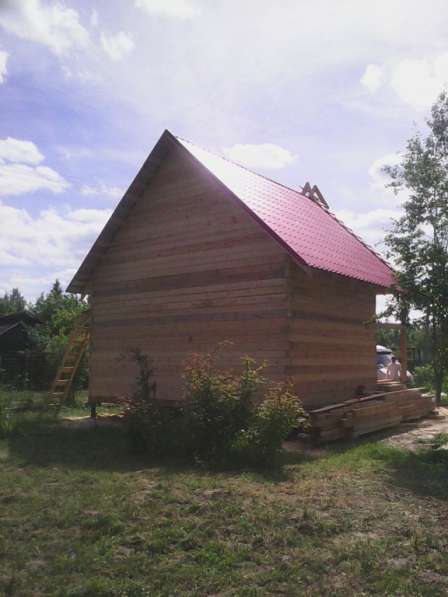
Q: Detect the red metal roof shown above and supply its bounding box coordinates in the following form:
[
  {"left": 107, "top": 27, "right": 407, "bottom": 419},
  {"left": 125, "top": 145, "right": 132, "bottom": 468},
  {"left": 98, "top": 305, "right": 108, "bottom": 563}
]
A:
[
  {"left": 67, "top": 130, "right": 395, "bottom": 294},
  {"left": 177, "top": 137, "right": 395, "bottom": 289}
]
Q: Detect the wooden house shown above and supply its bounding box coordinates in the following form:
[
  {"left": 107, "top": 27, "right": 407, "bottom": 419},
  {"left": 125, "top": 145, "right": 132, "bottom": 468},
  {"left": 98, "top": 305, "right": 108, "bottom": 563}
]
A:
[{"left": 67, "top": 130, "right": 395, "bottom": 410}]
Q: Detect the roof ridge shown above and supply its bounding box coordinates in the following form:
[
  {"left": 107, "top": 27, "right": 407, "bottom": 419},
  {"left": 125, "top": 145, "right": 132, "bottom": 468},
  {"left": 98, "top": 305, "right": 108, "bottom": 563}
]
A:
[{"left": 176, "top": 135, "right": 391, "bottom": 271}]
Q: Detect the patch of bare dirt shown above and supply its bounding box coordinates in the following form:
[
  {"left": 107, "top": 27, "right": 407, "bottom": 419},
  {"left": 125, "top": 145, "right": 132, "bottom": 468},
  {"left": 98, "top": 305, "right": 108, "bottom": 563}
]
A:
[
  {"left": 381, "top": 407, "right": 448, "bottom": 451},
  {"left": 59, "top": 415, "right": 124, "bottom": 430}
]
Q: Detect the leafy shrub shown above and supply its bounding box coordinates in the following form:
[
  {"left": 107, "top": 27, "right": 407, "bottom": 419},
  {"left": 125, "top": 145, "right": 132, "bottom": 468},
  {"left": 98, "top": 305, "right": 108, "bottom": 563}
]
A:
[
  {"left": 231, "top": 382, "right": 309, "bottom": 465},
  {"left": 125, "top": 348, "right": 308, "bottom": 467},
  {"left": 183, "top": 353, "right": 266, "bottom": 462},
  {"left": 413, "top": 364, "right": 448, "bottom": 393},
  {"left": 413, "top": 364, "right": 435, "bottom": 391}
]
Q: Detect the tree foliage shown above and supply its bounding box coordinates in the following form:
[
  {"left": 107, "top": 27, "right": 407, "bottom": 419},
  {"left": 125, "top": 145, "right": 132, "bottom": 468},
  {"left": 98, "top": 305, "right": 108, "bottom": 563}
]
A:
[
  {"left": 30, "top": 281, "right": 88, "bottom": 392},
  {"left": 385, "top": 91, "right": 448, "bottom": 401},
  {"left": 0, "top": 288, "right": 27, "bottom": 315},
  {"left": 1, "top": 280, "right": 87, "bottom": 393},
  {"left": 30, "top": 280, "right": 86, "bottom": 345}
]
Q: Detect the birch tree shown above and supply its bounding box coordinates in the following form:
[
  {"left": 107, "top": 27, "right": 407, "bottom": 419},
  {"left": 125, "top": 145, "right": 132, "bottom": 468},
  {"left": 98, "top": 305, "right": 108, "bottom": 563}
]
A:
[{"left": 385, "top": 92, "right": 448, "bottom": 403}]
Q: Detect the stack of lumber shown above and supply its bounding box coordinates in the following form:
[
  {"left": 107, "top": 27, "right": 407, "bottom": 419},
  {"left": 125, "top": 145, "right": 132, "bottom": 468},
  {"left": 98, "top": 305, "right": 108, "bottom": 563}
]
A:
[
  {"left": 309, "top": 387, "right": 436, "bottom": 443},
  {"left": 376, "top": 380, "right": 407, "bottom": 392},
  {"left": 400, "top": 393, "right": 435, "bottom": 422}
]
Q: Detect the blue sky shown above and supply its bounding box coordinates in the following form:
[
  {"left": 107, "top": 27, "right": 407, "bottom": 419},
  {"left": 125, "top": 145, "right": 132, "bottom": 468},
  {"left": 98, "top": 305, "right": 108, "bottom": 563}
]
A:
[{"left": 1, "top": 0, "right": 447, "bottom": 301}]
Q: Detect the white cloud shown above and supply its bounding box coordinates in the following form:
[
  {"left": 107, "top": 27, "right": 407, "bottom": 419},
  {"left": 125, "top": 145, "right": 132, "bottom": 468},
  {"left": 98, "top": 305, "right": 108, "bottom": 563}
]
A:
[
  {"left": 361, "top": 53, "right": 448, "bottom": 109},
  {"left": 0, "top": 163, "right": 69, "bottom": 196},
  {"left": 61, "top": 64, "right": 100, "bottom": 84},
  {"left": 223, "top": 143, "right": 296, "bottom": 170},
  {"left": 360, "top": 64, "right": 385, "bottom": 92},
  {"left": 81, "top": 183, "right": 124, "bottom": 200},
  {"left": 0, "top": 137, "right": 44, "bottom": 165},
  {"left": 0, "top": 190, "right": 111, "bottom": 299},
  {"left": 69, "top": 208, "right": 112, "bottom": 223},
  {"left": 100, "top": 31, "right": 135, "bottom": 61},
  {"left": 0, "top": 137, "right": 68, "bottom": 196},
  {"left": 389, "top": 54, "right": 448, "bottom": 109},
  {"left": 365, "top": 153, "right": 410, "bottom": 207},
  {"left": 0, "top": 0, "right": 88, "bottom": 56},
  {"left": 0, "top": 50, "right": 8, "bottom": 83},
  {"left": 0, "top": 200, "right": 111, "bottom": 271},
  {"left": 135, "top": 0, "right": 200, "bottom": 19},
  {"left": 90, "top": 8, "right": 99, "bottom": 28},
  {"left": 57, "top": 146, "right": 93, "bottom": 161}
]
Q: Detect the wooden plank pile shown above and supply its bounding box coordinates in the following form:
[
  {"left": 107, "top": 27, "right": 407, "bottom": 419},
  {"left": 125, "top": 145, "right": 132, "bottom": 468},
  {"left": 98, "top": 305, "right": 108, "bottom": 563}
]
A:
[
  {"left": 376, "top": 380, "right": 407, "bottom": 393},
  {"left": 309, "top": 387, "right": 436, "bottom": 443}
]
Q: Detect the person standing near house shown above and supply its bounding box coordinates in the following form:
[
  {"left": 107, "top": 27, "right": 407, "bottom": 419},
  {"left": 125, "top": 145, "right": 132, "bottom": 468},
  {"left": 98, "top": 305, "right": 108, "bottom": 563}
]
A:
[{"left": 387, "top": 356, "right": 401, "bottom": 381}]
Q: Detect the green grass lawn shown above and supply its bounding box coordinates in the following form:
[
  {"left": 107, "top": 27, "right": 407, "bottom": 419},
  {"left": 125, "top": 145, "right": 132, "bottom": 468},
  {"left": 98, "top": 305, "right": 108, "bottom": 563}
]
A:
[
  {"left": 0, "top": 388, "right": 123, "bottom": 419},
  {"left": 1, "top": 392, "right": 448, "bottom": 595}
]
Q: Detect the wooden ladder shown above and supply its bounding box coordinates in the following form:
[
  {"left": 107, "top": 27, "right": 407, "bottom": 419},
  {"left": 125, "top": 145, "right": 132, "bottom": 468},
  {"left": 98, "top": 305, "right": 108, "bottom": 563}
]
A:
[{"left": 49, "top": 311, "right": 90, "bottom": 406}]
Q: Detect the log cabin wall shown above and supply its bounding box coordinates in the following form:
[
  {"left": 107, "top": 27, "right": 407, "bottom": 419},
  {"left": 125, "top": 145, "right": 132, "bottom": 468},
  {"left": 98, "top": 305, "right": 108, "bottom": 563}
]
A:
[
  {"left": 88, "top": 147, "right": 290, "bottom": 403},
  {"left": 286, "top": 261, "right": 377, "bottom": 408}
]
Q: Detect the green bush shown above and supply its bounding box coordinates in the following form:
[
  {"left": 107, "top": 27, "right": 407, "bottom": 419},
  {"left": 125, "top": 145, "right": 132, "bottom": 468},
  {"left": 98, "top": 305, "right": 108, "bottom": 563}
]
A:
[
  {"left": 413, "top": 364, "right": 435, "bottom": 391},
  {"left": 183, "top": 352, "right": 266, "bottom": 462},
  {"left": 413, "top": 364, "right": 448, "bottom": 393},
  {"left": 231, "top": 382, "right": 309, "bottom": 465},
  {"left": 125, "top": 348, "right": 308, "bottom": 467}
]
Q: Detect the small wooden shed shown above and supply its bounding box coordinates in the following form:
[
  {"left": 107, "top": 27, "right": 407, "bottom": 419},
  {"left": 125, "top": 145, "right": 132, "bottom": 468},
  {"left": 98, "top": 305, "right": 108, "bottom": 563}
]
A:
[
  {"left": 0, "top": 312, "right": 41, "bottom": 355},
  {"left": 68, "top": 130, "right": 395, "bottom": 409}
]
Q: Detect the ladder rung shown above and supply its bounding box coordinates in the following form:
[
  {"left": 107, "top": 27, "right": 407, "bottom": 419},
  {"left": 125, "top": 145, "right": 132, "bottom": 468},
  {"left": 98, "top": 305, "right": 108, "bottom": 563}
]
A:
[
  {"left": 50, "top": 392, "right": 65, "bottom": 397},
  {"left": 62, "top": 367, "right": 75, "bottom": 372},
  {"left": 55, "top": 379, "right": 70, "bottom": 385}
]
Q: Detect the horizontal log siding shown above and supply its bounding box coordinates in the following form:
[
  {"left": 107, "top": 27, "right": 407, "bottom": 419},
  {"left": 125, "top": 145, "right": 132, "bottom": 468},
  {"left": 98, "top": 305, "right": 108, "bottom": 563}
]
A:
[
  {"left": 89, "top": 147, "right": 289, "bottom": 402},
  {"left": 287, "top": 263, "right": 377, "bottom": 408}
]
